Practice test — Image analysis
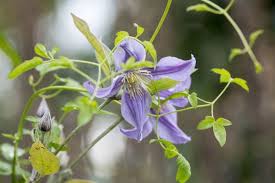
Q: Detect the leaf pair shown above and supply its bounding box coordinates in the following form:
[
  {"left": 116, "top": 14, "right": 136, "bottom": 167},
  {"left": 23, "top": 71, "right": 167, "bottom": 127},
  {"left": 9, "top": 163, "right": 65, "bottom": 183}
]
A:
[
  {"left": 34, "top": 43, "right": 59, "bottom": 59},
  {"left": 229, "top": 30, "right": 264, "bottom": 61},
  {"left": 197, "top": 116, "right": 232, "bottom": 147},
  {"left": 212, "top": 68, "right": 249, "bottom": 92}
]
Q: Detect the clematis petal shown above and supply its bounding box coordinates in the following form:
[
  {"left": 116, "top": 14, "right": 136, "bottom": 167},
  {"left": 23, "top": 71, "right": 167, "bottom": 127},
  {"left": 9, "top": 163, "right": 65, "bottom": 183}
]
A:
[
  {"left": 120, "top": 90, "right": 152, "bottom": 141},
  {"left": 113, "top": 38, "right": 146, "bottom": 70},
  {"left": 83, "top": 76, "right": 123, "bottom": 98},
  {"left": 151, "top": 55, "right": 196, "bottom": 81},
  {"left": 120, "top": 121, "right": 153, "bottom": 141},
  {"left": 151, "top": 103, "right": 191, "bottom": 144}
]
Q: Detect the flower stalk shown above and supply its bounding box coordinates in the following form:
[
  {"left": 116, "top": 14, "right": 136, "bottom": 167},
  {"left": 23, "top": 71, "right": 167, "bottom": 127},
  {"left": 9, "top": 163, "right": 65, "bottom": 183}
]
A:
[
  {"left": 68, "top": 116, "right": 123, "bottom": 169},
  {"left": 150, "top": 0, "right": 173, "bottom": 43}
]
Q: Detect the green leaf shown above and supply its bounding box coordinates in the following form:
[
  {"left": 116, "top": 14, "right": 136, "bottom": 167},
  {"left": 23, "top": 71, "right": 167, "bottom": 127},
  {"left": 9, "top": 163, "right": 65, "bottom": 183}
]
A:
[
  {"left": 0, "top": 160, "right": 11, "bottom": 175},
  {"left": 8, "top": 57, "right": 43, "bottom": 79},
  {"left": 0, "top": 33, "right": 21, "bottom": 67},
  {"left": 150, "top": 139, "right": 178, "bottom": 159},
  {"left": 75, "top": 97, "right": 98, "bottom": 126},
  {"left": 36, "top": 57, "right": 74, "bottom": 75},
  {"left": 134, "top": 23, "right": 144, "bottom": 38},
  {"left": 188, "top": 92, "right": 198, "bottom": 108},
  {"left": 213, "top": 123, "right": 226, "bottom": 147},
  {"left": 161, "top": 91, "right": 189, "bottom": 105},
  {"left": 2, "top": 134, "right": 16, "bottom": 141},
  {"left": 143, "top": 41, "right": 157, "bottom": 63},
  {"left": 25, "top": 116, "right": 40, "bottom": 123},
  {"left": 148, "top": 78, "right": 179, "bottom": 94},
  {"left": 62, "top": 101, "right": 80, "bottom": 113},
  {"left": 48, "top": 122, "right": 62, "bottom": 145},
  {"left": 122, "top": 58, "right": 154, "bottom": 71},
  {"left": 114, "top": 31, "right": 129, "bottom": 46},
  {"left": 176, "top": 155, "right": 191, "bottom": 183},
  {"left": 229, "top": 48, "right": 245, "bottom": 61},
  {"left": 34, "top": 43, "right": 49, "bottom": 59},
  {"left": 161, "top": 140, "right": 178, "bottom": 159},
  {"left": 187, "top": 4, "right": 220, "bottom": 14},
  {"left": 71, "top": 13, "right": 111, "bottom": 76},
  {"left": 0, "top": 143, "right": 25, "bottom": 161},
  {"left": 29, "top": 141, "right": 60, "bottom": 175},
  {"left": 48, "top": 47, "right": 60, "bottom": 58},
  {"left": 216, "top": 118, "right": 232, "bottom": 126},
  {"left": 197, "top": 116, "right": 215, "bottom": 130},
  {"left": 232, "top": 78, "right": 249, "bottom": 92},
  {"left": 249, "top": 29, "right": 264, "bottom": 47},
  {"left": 211, "top": 68, "right": 232, "bottom": 83}
]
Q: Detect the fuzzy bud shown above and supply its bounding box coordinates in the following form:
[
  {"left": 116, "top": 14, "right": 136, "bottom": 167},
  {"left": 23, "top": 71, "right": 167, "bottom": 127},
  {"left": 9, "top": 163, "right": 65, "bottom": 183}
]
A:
[{"left": 37, "top": 98, "right": 52, "bottom": 132}]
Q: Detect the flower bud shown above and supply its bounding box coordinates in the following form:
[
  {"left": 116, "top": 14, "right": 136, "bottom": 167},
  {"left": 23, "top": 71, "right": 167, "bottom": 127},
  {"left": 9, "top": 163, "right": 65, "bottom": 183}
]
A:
[
  {"left": 37, "top": 98, "right": 52, "bottom": 132},
  {"left": 38, "top": 112, "right": 52, "bottom": 132},
  {"left": 37, "top": 98, "right": 50, "bottom": 117}
]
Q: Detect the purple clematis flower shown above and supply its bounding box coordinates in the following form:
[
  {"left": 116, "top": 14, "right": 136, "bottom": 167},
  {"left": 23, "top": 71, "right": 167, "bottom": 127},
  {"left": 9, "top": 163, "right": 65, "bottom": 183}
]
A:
[{"left": 84, "top": 38, "right": 195, "bottom": 143}]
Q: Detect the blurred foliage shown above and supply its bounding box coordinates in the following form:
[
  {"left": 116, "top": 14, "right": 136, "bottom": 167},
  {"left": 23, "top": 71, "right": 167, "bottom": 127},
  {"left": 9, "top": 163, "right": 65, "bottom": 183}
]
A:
[{"left": 0, "top": 33, "right": 21, "bottom": 67}]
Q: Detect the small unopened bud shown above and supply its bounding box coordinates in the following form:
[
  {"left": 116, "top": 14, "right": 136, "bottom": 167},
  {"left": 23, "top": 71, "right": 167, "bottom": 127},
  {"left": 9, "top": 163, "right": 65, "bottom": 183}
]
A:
[
  {"left": 37, "top": 98, "right": 50, "bottom": 117},
  {"left": 38, "top": 112, "right": 52, "bottom": 132},
  {"left": 28, "top": 75, "right": 34, "bottom": 85},
  {"left": 37, "top": 98, "right": 52, "bottom": 132}
]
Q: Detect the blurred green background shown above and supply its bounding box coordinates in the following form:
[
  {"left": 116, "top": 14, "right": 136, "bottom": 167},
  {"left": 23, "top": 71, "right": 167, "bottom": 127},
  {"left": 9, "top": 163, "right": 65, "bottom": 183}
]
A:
[{"left": 0, "top": 0, "right": 274, "bottom": 182}]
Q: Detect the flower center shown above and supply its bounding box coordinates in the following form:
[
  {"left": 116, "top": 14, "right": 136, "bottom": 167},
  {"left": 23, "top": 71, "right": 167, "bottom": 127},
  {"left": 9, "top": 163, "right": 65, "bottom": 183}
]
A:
[{"left": 122, "top": 70, "right": 151, "bottom": 97}]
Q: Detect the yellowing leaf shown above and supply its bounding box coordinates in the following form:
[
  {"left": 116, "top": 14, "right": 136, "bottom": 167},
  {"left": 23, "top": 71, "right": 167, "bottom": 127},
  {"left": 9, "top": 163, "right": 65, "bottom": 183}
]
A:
[{"left": 29, "top": 141, "right": 60, "bottom": 175}]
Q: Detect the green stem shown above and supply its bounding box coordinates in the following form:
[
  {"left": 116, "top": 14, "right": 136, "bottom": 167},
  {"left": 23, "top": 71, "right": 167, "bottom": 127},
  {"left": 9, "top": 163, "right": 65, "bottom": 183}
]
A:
[
  {"left": 12, "top": 86, "right": 87, "bottom": 182},
  {"left": 197, "top": 97, "right": 211, "bottom": 104},
  {"left": 54, "top": 125, "right": 82, "bottom": 155},
  {"left": 32, "top": 75, "right": 44, "bottom": 87},
  {"left": 225, "top": 0, "right": 235, "bottom": 12},
  {"left": 212, "top": 80, "right": 231, "bottom": 104},
  {"left": 149, "top": 103, "right": 211, "bottom": 118},
  {"left": 68, "top": 117, "right": 123, "bottom": 169},
  {"left": 71, "top": 59, "right": 99, "bottom": 67},
  {"left": 58, "top": 112, "right": 68, "bottom": 124},
  {"left": 202, "top": 0, "right": 263, "bottom": 73},
  {"left": 40, "top": 89, "right": 63, "bottom": 99},
  {"left": 71, "top": 67, "right": 97, "bottom": 84},
  {"left": 150, "top": 0, "right": 173, "bottom": 43}
]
